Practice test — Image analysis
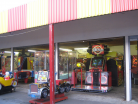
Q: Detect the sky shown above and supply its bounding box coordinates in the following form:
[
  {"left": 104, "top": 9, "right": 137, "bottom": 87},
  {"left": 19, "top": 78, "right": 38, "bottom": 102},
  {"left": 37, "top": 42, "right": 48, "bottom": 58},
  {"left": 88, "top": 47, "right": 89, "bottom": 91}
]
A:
[{"left": 0, "top": 0, "right": 37, "bottom": 12}]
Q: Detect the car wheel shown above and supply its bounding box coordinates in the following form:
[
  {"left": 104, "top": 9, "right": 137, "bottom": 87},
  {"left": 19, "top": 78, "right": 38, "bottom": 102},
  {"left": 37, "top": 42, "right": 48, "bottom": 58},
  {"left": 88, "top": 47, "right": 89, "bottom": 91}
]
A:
[
  {"left": 12, "top": 80, "right": 17, "bottom": 87},
  {"left": 0, "top": 84, "right": 2, "bottom": 90},
  {"left": 59, "top": 86, "right": 65, "bottom": 93},
  {"left": 65, "top": 85, "right": 70, "bottom": 93},
  {"left": 41, "top": 89, "right": 48, "bottom": 98}
]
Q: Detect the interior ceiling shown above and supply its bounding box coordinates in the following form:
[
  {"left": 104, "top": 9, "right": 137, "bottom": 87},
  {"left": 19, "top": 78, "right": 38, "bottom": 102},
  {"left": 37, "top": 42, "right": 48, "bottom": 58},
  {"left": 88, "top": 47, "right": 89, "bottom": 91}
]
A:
[
  {"left": 59, "top": 37, "right": 125, "bottom": 49},
  {"left": 2, "top": 37, "right": 137, "bottom": 52}
]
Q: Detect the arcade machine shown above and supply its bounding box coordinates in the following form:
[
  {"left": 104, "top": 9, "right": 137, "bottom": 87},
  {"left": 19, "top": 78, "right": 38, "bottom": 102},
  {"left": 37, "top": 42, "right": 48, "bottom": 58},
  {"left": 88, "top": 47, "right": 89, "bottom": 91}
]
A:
[
  {"left": 14, "top": 56, "right": 32, "bottom": 84},
  {"left": 71, "top": 45, "right": 112, "bottom": 93},
  {"left": 107, "top": 58, "right": 123, "bottom": 86},
  {"left": 116, "top": 59, "right": 124, "bottom": 86},
  {"left": 131, "top": 55, "right": 138, "bottom": 85},
  {"left": 29, "top": 51, "right": 71, "bottom": 104}
]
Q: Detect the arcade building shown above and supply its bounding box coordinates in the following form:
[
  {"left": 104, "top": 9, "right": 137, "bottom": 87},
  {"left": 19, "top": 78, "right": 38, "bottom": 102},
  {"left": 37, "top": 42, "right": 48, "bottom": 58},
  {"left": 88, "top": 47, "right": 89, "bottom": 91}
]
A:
[{"left": 0, "top": 0, "right": 138, "bottom": 102}]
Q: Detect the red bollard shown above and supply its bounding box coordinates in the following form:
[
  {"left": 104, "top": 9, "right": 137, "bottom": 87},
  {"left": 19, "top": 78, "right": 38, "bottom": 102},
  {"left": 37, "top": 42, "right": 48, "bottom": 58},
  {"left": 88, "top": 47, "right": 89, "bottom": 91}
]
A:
[
  {"left": 73, "top": 70, "right": 75, "bottom": 88},
  {"left": 81, "top": 69, "right": 82, "bottom": 88},
  {"left": 100, "top": 71, "right": 101, "bottom": 90},
  {"left": 91, "top": 71, "right": 93, "bottom": 89}
]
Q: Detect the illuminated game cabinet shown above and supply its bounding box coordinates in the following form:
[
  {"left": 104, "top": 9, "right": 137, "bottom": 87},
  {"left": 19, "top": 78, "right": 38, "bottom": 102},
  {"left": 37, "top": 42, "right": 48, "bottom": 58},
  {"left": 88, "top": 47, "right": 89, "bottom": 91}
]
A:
[
  {"left": 86, "top": 57, "right": 109, "bottom": 86},
  {"left": 107, "top": 58, "right": 123, "bottom": 86},
  {"left": 132, "top": 55, "right": 137, "bottom": 68},
  {"left": 71, "top": 45, "right": 112, "bottom": 93},
  {"left": 131, "top": 55, "right": 138, "bottom": 85}
]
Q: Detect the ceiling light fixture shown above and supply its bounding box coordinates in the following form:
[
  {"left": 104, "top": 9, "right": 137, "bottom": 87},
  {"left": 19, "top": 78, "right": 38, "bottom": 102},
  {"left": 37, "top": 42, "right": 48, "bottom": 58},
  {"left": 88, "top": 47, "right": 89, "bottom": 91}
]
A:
[
  {"left": 59, "top": 48, "right": 72, "bottom": 51},
  {"left": 74, "top": 47, "right": 88, "bottom": 50},
  {"left": 4, "top": 51, "right": 19, "bottom": 54},
  {"left": 28, "top": 50, "right": 36, "bottom": 52}
]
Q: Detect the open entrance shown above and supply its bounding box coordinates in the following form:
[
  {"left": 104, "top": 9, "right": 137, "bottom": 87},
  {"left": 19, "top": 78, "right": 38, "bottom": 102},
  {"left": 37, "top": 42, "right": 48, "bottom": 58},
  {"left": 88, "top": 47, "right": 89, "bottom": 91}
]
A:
[
  {"left": 130, "top": 36, "right": 138, "bottom": 102},
  {"left": 0, "top": 44, "right": 49, "bottom": 85},
  {"left": 59, "top": 37, "right": 126, "bottom": 99}
]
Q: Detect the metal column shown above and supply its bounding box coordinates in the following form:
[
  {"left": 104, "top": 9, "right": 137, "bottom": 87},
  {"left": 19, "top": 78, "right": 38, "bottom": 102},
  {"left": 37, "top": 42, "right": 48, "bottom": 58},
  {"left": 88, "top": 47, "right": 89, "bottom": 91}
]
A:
[
  {"left": 44, "top": 51, "right": 46, "bottom": 70},
  {"left": 124, "top": 36, "right": 131, "bottom": 101},
  {"left": 49, "top": 24, "right": 55, "bottom": 104},
  {"left": 11, "top": 48, "right": 14, "bottom": 75},
  {"left": 55, "top": 43, "right": 59, "bottom": 80}
]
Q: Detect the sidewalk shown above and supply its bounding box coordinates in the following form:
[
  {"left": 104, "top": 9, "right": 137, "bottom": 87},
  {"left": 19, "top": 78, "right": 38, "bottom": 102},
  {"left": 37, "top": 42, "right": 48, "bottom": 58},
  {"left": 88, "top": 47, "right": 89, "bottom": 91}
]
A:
[{"left": 0, "top": 83, "right": 137, "bottom": 104}]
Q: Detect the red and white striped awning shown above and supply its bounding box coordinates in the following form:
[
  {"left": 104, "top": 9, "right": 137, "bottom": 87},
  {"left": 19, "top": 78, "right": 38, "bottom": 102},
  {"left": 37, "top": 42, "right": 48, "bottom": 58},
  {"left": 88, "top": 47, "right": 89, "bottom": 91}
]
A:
[{"left": 0, "top": 0, "right": 138, "bottom": 34}]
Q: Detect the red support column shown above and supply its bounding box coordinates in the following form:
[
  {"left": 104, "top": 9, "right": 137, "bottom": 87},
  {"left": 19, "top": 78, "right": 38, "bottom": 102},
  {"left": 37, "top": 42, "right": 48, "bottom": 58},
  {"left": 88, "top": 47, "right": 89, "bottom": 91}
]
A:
[
  {"left": 81, "top": 69, "right": 82, "bottom": 88},
  {"left": 73, "top": 70, "right": 75, "bottom": 88},
  {"left": 49, "top": 24, "right": 55, "bottom": 104}
]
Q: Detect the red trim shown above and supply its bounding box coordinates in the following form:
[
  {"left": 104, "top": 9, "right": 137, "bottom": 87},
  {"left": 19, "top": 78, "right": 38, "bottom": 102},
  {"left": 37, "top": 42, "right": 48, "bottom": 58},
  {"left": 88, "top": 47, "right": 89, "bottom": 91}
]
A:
[{"left": 29, "top": 93, "right": 68, "bottom": 104}]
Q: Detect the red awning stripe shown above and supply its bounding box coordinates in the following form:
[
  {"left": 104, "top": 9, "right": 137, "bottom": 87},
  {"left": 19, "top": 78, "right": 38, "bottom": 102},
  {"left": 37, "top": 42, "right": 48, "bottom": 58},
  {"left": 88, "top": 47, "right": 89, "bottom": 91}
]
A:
[
  {"left": 8, "top": 4, "right": 27, "bottom": 32},
  {"left": 0, "top": 0, "right": 138, "bottom": 34},
  {"left": 111, "top": 0, "right": 138, "bottom": 13},
  {"left": 48, "top": 0, "right": 77, "bottom": 24}
]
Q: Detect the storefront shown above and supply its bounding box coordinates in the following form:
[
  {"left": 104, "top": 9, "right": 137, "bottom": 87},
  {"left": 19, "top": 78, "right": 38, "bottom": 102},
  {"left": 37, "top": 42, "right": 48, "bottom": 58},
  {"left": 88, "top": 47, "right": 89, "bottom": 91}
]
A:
[{"left": 0, "top": 0, "right": 138, "bottom": 102}]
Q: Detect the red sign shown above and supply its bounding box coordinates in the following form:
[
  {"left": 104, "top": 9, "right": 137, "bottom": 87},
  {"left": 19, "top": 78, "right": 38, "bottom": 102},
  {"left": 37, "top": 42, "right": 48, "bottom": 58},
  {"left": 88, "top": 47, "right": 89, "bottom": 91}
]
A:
[{"left": 92, "top": 45, "right": 104, "bottom": 55}]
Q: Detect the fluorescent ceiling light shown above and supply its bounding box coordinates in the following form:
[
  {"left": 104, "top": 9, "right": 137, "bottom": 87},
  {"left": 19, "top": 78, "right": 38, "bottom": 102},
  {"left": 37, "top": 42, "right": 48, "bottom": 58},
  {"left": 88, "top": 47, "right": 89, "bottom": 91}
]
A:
[
  {"left": 4, "top": 51, "right": 19, "bottom": 54},
  {"left": 74, "top": 47, "right": 88, "bottom": 50},
  {"left": 28, "top": 50, "right": 36, "bottom": 52},
  {"left": 59, "top": 48, "right": 72, "bottom": 51}
]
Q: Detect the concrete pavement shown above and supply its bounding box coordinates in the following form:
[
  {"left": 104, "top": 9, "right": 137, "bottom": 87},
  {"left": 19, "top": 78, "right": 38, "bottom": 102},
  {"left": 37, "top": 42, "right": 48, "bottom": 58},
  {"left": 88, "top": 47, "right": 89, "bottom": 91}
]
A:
[{"left": 0, "top": 83, "right": 138, "bottom": 104}]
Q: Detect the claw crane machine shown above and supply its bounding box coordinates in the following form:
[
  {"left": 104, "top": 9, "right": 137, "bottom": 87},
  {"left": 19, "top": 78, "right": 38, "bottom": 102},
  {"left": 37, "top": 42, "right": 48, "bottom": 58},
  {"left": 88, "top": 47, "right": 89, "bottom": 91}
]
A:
[
  {"left": 59, "top": 51, "right": 76, "bottom": 84},
  {"left": 34, "top": 50, "right": 77, "bottom": 84},
  {"left": 34, "top": 50, "right": 49, "bottom": 83}
]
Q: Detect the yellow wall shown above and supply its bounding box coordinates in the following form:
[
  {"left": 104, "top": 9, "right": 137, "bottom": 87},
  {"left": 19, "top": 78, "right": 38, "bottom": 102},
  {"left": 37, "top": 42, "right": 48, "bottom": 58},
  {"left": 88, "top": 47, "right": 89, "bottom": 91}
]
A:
[
  {"left": 78, "top": 44, "right": 137, "bottom": 59},
  {"left": 109, "top": 45, "right": 137, "bottom": 55},
  {"left": 105, "top": 52, "right": 117, "bottom": 57}
]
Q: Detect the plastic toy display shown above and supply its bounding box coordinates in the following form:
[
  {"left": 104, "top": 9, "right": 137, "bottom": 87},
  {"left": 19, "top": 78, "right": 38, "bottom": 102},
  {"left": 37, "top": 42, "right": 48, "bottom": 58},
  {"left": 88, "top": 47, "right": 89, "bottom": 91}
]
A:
[
  {"left": 0, "top": 71, "right": 17, "bottom": 93},
  {"left": 28, "top": 71, "right": 71, "bottom": 99}
]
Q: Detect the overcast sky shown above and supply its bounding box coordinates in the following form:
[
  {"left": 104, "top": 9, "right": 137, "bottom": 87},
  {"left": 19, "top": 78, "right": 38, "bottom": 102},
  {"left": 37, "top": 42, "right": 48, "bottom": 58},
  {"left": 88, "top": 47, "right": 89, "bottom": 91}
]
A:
[{"left": 0, "top": 0, "right": 37, "bottom": 12}]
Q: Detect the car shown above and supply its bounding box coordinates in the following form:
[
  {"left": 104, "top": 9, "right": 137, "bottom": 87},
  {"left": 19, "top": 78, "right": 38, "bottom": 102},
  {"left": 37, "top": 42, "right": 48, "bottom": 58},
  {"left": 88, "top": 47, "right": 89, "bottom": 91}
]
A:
[{"left": 0, "top": 72, "right": 17, "bottom": 94}]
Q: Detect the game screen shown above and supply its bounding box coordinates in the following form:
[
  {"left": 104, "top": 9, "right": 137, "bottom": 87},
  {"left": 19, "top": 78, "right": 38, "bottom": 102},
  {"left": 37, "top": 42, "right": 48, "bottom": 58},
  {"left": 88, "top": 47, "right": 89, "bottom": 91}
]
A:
[
  {"left": 117, "top": 60, "right": 122, "bottom": 66},
  {"left": 132, "top": 55, "right": 137, "bottom": 68},
  {"left": 92, "top": 59, "right": 103, "bottom": 66},
  {"left": 37, "top": 71, "right": 49, "bottom": 82}
]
